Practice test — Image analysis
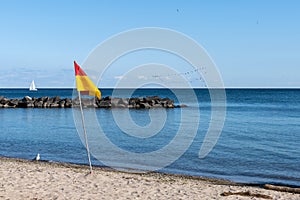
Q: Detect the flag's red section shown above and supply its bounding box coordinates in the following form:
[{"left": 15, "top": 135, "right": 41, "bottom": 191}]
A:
[
  {"left": 74, "top": 61, "right": 87, "bottom": 76},
  {"left": 80, "top": 91, "right": 90, "bottom": 96}
]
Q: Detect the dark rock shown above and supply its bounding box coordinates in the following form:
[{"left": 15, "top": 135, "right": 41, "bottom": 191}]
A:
[
  {"left": 152, "top": 104, "right": 163, "bottom": 108},
  {"left": 52, "top": 96, "right": 60, "bottom": 103},
  {"left": 18, "top": 102, "right": 29, "bottom": 108},
  {"left": 138, "top": 97, "right": 144, "bottom": 102},
  {"left": 103, "top": 96, "right": 111, "bottom": 101},
  {"left": 36, "top": 101, "right": 44, "bottom": 108},
  {"left": 23, "top": 96, "right": 32, "bottom": 102},
  {"left": 17, "top": 102, "right": 25, "bottom": 108},
  {"left": 50, "top": 103, "right": 59, "bottom": 108},
  {"left": 0, "top": 97, "right": 9, "bottom": 104},
  {"left": 119, "top": 98, "right": 129, "bottom": 106},
  {"left": 3, "top": 104, "right": 10, "bottom": 108},
  {"left": 59, "top": 101, "right": 65, "bottom": 108},
  {"left": 43, "top": 102, "right": 49, "bottom": 108},
  {"left": 9, "top": 99, "right": 19, "bottom": 107},
  {"left": 143, "top": 97, "right": 150, "bottom": 102},
  {"left": 161, "top": 97, "right": 170, "bottom": 101},
  {"left": 167, "top": 104, "right": 174, "bottom": 108},
  {"left": 27, "top": 103, "right": 34, "bottom": 108},
  {"left": 33, "top": 101, "right": 38, "bottom": 107},
  {"left": 140, "top": 102, "right": 151, "bottom": 109},
  {"left": 179, "top": 104, "right": 188, "bottom": 108},
  {"left": 41, "top": 96, "right": 50, "bottom": 102},
  {"left": 98, "top": 100, "right": 111, "bottom": 108},
  {"left": 81, "top": 98, "right": 95, "bottom": 108},
  {"left": 111, "top": 98, "right": 121, "bottom": 107},
  {"left": 72, "top": 98, "right": 80, "bottom": 106},
  {"left": 144, "top": 96, "right": 161, "bottom": 104},
  {"left": 129, "top": 98, "right": 139, "bottom": 106},
  {"left": 65, "top": 98, "right": 72, "bottom": 103},
  {"left": 116, "top": 104, "right": 127, "bottom": 108},
  {"left": 65, "top": 98, "right": 72, "bottom": 108}
]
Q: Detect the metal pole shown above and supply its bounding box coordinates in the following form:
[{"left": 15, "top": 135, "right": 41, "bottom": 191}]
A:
[{"left": 78, "top": 91, "right": 93, "bottom": 174}]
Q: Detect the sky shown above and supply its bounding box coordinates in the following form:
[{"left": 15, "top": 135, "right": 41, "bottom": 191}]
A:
[{"left": 0, "top": 0, "right": 299, "bottom": 88}]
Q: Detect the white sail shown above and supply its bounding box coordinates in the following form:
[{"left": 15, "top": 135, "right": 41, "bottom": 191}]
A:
[{"left": 29, "top": 80, "right": 37, "bottom": 91}]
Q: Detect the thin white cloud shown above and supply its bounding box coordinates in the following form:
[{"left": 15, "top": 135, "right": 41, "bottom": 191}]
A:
[
  {"left": 137, "top": 75, "right": 147, "bottom": 80},
  {"left": 114, "top": 75, "right": 124, "bottom": 79},
  {"left": 0, "top": 67, "right": 74, "bottom": 88}
]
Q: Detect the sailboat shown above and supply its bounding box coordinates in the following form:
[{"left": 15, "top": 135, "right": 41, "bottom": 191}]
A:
[{"left": 29, "top": 80, "right": 37, "bottom": 91}]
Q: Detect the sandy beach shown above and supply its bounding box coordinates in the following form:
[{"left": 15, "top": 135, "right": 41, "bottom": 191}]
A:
[{"left": 0, "top": 157, "right": 299, "bottom": 200}]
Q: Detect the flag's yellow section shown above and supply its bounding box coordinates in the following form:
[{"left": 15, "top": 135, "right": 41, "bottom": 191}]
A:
[
  {"left": 74, "top": 61, "right": 101, "bottom": 99},
  {"left": 75, "top": 76, "right": 101, "bottom": 99}
]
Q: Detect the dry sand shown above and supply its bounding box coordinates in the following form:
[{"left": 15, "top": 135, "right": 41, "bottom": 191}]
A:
[{"left": 0, "top": 157, "right": 299, "bottom": 200}]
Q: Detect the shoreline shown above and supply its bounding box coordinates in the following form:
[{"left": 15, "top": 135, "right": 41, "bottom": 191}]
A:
[
  {"left": 0, "top": 156, "right": 237, "bottom": 185},
  {"left": 1, "top": 157, "right": 299, "bottom": 199},
  {"left": 2, "top": 156, "right": 299, "bottom": 188}
]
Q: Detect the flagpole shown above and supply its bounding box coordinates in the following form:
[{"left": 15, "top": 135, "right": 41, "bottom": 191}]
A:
[{"left": 78, "top": 91, "right": 93, "bottom": 174}]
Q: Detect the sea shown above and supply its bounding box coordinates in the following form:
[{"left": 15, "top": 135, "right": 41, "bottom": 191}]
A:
[{"left": 0, "top": 88, "right": 299, "bottom": 187}]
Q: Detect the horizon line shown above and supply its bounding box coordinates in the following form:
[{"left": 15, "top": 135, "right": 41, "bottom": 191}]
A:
[{"left": 0, "top": 87, "right": 300, "bottom": 89}]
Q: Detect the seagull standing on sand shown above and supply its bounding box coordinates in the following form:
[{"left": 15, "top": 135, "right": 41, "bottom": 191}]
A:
[{"left": 33, "top": 153, "right": 40, "bottom": 161}]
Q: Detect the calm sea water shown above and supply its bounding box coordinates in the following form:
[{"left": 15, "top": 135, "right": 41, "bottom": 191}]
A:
[{"left": 0, "top": 88, "right": 299, "bottom": 186}]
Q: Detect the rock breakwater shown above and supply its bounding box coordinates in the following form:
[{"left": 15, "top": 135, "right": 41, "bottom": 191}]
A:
[{"left": 0, "top": 96, "right": 187, "bottom": 109}]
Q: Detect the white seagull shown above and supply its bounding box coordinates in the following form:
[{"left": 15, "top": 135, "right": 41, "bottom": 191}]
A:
[{"left": 33, "top": 153, "right": 40, "bottom": 161}]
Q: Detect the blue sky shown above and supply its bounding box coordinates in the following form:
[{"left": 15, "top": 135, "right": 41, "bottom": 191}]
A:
[{"left": 0, "top": 0, "right": 299, "bottom": 88}]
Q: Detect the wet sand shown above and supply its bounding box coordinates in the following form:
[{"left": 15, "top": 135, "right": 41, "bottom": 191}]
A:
[{"left": 0, "top": 157, "right": 299, "bottom": 199}]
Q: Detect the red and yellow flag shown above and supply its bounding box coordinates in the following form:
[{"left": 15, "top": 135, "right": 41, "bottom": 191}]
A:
[{"left": 74, "top": 61, "right": 101, "bottom": 99}]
